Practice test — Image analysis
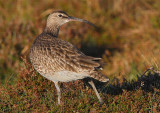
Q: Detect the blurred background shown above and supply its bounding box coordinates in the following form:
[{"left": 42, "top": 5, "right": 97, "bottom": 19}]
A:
[{"left": 0, "top": 0, "right": 160, "bottom": 84}]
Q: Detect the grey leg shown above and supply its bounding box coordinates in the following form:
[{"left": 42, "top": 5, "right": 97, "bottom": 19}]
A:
[
  {"left": 88, "top": 80, "right": 104, "bottom": 104},
  {"left": 54, "top": 81, "right": 61, "bottom": 105}
]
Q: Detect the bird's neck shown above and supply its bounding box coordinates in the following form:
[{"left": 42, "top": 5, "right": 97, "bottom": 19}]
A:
[{"left": 44, "top": 24, "right": 60, "bottom": 37}]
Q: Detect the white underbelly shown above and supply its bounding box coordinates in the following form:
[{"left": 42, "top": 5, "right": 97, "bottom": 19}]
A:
[{"left": 46, "top": 71, "right": 89, "bottom": 82}]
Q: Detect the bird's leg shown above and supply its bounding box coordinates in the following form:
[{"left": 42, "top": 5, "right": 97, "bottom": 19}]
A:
[
  {"left": 88, "top": 80, "right": 104, "bottom": 104},
  {"left": 54, "top": 81, "right": 61, "bottom": 105}
]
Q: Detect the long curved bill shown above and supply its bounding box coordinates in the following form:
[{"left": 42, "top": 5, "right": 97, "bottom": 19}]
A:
[{"left": 69, "top": 16, "right": 97, "bottom": 28}]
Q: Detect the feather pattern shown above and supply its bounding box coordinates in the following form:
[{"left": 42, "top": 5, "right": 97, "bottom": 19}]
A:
[{"left": 30, "top": 33, "right": 108, "bottom": 82}]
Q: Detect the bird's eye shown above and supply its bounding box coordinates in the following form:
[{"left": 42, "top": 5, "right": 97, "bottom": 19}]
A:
[{"left": 58, "top": 14, "right": 62, "bottom": 17}]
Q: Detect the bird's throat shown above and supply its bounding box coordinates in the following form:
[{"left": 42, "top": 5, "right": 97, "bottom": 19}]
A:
[{"left": 44, "top": 25, "right": 60, "bottom": 37}]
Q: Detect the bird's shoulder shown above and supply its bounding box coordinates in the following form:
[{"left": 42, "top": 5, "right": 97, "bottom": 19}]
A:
[{"left": 33, "top": 33, "right": 83, "bottom": 56}]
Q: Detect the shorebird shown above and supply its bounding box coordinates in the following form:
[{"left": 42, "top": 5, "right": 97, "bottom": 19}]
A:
[{"left": 29, "top": 11, "right": 109, "bottom": 105}]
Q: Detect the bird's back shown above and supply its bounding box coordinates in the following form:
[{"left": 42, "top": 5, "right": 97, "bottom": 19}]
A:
[{"left": 30, "top": 33, "right": 108, "bottom": 82}]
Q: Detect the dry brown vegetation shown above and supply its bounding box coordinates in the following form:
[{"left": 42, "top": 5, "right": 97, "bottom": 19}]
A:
[
  {"left": 0, "top": 0, "right": 160, "bottom": 112},
  {"left": 1, "top": 57, "right": 160, "bottom": 112}
]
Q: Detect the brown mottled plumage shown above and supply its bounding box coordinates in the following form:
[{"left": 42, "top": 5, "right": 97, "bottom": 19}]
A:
[{"left": 29, "top": 11, "right": 109, "bottom": 105}]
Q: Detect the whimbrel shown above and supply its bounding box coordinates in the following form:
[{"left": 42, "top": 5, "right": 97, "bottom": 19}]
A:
[{"left": 29, "top": 11, "right": 109, "bottom": 105}]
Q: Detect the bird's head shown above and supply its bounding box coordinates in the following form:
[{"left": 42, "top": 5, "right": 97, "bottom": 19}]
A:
[{"left": 46, "top": 11, "right": 97, "bottom": 28}]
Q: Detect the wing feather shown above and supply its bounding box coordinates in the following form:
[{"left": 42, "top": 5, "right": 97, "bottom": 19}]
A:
[
  {"left": 37, "top": 36, "right": 102, "bottom": 73},
  {"left": 52, "top": 39, "right": 102, "bottom": 72}
]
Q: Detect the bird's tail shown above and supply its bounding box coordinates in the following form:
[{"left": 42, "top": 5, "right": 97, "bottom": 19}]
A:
[{"left": 90, "top": 71, "right": 109, "bottom": 82}]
